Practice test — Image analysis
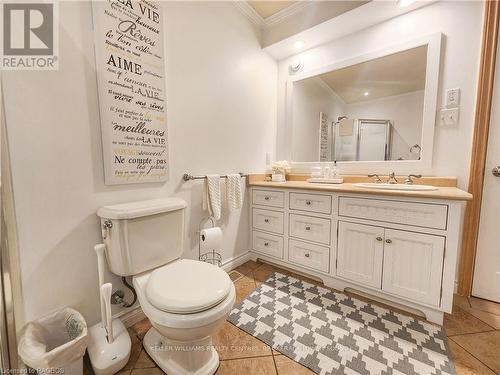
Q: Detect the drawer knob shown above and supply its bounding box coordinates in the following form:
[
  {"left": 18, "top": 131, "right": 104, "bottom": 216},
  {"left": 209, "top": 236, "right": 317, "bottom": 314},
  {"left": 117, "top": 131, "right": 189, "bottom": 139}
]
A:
[
  {"left": 385, "top": 239, "right": 392, "bottom": 244},
  {"left": 264, "top": 196, "right": 270, "bottom": 201},
  {"left": 264, "top": 242, "right": 269, "bottom": 247},
  {"left": 376, "top": 236, "right": 383, "bottom": 242},
  {"left": 305, "top": 226, "right": 311, "bottom": 231},
  {"left": 264, "top": 219, "right": 270, "bottom": 223},
  {"left": 306, "top": 200, "right": 312, "bottom": 206},
  {"left": 305, "top": 253, "right": 310, "bottom": 258}
]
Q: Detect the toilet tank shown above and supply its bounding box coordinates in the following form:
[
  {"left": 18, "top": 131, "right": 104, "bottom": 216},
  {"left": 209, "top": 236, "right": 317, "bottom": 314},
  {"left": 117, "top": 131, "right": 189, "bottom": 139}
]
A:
[{"left": 97, "top": 198, "right": 187, "bottom": 276}]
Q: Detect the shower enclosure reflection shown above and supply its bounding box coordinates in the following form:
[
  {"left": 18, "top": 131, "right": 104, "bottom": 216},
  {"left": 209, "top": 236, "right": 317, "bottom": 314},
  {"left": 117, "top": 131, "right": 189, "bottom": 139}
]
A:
[{"left": 332, "top": 118, "right": 392, "bottom": 162}]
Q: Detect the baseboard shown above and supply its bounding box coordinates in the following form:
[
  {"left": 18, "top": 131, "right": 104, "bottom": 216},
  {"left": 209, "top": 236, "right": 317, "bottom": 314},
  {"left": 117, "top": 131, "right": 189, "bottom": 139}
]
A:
[
  {"left": 115, "top": 305, "right": 146, "bottom": 328},
  {"left": 222, "top": 251, "right": 251, "bottom": 272}
]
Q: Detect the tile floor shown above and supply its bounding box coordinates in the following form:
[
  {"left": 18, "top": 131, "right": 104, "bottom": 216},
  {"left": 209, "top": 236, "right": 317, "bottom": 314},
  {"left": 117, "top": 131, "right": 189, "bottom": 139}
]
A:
[{"left": 85, "top": 261, "right": 500, "bottom": 374}]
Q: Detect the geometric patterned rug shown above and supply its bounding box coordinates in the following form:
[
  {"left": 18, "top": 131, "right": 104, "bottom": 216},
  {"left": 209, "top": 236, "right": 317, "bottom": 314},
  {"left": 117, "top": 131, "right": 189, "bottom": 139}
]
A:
[{"left": 228, "top": 272, "right": 455, "bottom": 375}]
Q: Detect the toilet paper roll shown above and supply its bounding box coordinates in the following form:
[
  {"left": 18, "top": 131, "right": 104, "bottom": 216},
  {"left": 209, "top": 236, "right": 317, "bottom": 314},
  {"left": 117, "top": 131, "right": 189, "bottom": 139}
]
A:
[{"left": 200, "top": 227, "right": 223, "bottom": 251}]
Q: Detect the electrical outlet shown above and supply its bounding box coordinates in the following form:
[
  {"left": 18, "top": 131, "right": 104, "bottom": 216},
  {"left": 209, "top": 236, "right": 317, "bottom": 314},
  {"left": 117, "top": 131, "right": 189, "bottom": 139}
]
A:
[
  {"left": 446, "top": 88, "right": 460, "bottom": 107},
  {"left": 440, "top": 108, "right": 459, "bottom": 126},
  {"left": 266, "top": 152, "right": 271, "bottom": 166}
]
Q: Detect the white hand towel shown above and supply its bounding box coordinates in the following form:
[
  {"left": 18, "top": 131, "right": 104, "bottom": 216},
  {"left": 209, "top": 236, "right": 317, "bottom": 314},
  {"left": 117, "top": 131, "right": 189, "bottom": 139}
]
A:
[
  {"left": 339, "top": 118, "right": 354, "bottom": 136},
  {"left": 227, "top": 174, "right": 243, "bottom": 210},
  {"left": 203, "top": 175, "right": 221, "bottom": 220}
]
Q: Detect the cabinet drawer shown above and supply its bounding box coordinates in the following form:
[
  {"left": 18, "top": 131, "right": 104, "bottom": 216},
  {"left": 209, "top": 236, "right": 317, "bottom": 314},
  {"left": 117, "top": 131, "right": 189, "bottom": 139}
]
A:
[
  {"left": 252, "top": 208, "right": 284, "bottom": 234},
  {"left": 289, "top": 214, "right": 331, "bottom": 245},
  {"left": 338, "top": 197, "right": 448, "bottom": 230},
  {"left": 252, "top": 189, "right": 285, "bottom": 208},
  {"left": 288, "top": 239, "right": 329, "bottom": 273},
  {"left": 252, "top": 231, "right": 283, "bottom": 259},
  {"left": 289, "top": 193, "right": 332, "bottom": 214}
]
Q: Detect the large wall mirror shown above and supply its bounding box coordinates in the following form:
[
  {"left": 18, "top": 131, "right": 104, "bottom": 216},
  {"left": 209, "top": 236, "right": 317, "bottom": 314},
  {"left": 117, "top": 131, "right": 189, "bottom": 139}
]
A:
[{"left": 286, "top": 34, "right": 442, "bottom": 171}]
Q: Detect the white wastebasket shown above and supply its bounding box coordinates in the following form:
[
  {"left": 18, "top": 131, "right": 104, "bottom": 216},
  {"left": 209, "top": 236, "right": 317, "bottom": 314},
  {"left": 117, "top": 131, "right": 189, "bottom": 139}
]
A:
[{"left": 18, "top": 308, "right": 88, "bottom": 375}]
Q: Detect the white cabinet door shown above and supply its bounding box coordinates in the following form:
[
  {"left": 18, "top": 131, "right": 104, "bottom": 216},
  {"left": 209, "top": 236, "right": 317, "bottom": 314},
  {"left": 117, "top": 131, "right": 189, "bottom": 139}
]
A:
[
  {"left": 382, "top": 229, "right": 445, "bottom": 306},
  {"left": 337, "top": 221, "right": 384, "bottom": 288}
]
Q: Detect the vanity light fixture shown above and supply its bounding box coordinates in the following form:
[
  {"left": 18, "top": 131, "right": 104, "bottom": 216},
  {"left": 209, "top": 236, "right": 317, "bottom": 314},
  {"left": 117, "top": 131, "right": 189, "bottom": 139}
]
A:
[
  {"left": 289, "top": 58, "right": 304, "bottom": 74},
  {"left": 398, "top": 0, "right": 416, "bottom": 7},
  {"left": 293, "top": 40, "right": 305, "bottom": 50}
]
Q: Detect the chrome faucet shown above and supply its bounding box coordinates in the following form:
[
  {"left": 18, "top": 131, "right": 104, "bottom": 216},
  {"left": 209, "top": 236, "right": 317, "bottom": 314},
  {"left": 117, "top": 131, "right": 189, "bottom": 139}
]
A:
[
  {"left": 405, "top": 174, "right": 422, "bottom": 184},
  {"left": 387, "top": 172, "right": 398, "bottom": 184},
  {"left": 368, "top": 174, "right": 382, "bottom": 183}
]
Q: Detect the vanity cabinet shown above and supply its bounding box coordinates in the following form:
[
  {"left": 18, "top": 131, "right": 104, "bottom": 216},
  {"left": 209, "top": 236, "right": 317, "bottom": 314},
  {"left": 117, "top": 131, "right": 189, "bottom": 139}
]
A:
[{"left": 249, "top": 185, "right": 466, "bottom": 325}]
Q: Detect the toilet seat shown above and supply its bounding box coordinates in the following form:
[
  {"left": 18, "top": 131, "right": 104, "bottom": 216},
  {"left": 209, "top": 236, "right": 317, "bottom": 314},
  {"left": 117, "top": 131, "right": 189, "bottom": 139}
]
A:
[{"left": 146, "top": 259, "right": 232, "bottom": 314}]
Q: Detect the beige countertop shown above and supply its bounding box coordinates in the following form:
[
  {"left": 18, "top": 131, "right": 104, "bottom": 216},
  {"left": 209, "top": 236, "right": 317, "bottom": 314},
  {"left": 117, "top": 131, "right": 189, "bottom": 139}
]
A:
[{"left": 248, "top": 180, "right": 472, "bottom": 201}]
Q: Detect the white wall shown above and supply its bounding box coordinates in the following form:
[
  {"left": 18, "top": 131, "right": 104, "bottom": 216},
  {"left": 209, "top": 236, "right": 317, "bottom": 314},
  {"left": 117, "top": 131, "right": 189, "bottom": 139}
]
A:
[
  {"left": 345, "top": 90, "right": 425, "bottom": 161},
  {"left": 2, "top": 1, "right": 277, "bottom": 326},
  {"left": 277, "top": 1, "right": 484, "bottom": 188}
]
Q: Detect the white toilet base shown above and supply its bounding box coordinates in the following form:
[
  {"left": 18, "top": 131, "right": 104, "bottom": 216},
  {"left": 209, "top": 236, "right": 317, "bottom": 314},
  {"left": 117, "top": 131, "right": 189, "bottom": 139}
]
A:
[{"left": 143, "top": 327, "right": 220, "bottom": 375}]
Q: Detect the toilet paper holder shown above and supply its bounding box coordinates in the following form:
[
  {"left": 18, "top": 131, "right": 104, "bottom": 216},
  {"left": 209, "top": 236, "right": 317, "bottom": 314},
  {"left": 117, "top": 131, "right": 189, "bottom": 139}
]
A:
[{"left": 198, "top": 217, "right": 222, "bottom": 267}]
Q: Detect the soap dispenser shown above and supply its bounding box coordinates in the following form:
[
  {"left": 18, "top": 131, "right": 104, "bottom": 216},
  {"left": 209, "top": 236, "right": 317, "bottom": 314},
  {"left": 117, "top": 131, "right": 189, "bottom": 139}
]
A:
[
  {"left": 331, "top": 161, "right": 339, "bottom": 179},
  {"left": 330, "top": 161, "right": 344, "bottom": 184}
]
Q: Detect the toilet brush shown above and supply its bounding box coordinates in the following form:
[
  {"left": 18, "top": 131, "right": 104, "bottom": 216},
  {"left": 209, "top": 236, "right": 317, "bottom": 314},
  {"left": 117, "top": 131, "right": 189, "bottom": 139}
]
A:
[
  {"left": 87, "top": 244, "right": 131, "bottom": 375},
  {"left": 94, "top": 244, "right": 107, "bottom": 329},
  {"left": 100, "top": 283, "right": 114, "bottom": 344}
]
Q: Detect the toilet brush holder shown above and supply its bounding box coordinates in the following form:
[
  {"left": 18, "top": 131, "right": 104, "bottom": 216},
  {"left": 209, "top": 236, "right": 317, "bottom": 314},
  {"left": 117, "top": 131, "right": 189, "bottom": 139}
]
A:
[
  {"left": 87, "top": 318, "right": 131, "bottom": 375},
  {"left": 89, "top": 245, "right": 131, "bottom": 374}
]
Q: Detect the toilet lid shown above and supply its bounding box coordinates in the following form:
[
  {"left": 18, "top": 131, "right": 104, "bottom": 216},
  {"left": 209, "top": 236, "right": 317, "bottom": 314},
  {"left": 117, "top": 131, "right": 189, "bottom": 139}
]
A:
[{"left": 146, "top": 259, "right": 232, "bottom": 314}]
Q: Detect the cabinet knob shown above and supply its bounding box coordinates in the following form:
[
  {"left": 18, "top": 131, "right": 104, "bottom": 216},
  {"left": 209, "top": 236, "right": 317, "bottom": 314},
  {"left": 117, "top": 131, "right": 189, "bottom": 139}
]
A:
[
  {"left": 385, "top": 239, "right": 392, "bottom": 244},
  {"left": 305, "top": 253, "right": 310, "bottom": 258},
  {"left": 306, "top": 200, "right": 312, "bottom": 206},
  {"left": 305, "top": 226, "right": 311, "bottom": 231},
  {"left": 264, "top": 219, "right": 269, "bottom": 223},
  {"left": 264, "top": 196, "right": 270, "bottom": 201},
  {"left": 264, "top": 242, "right": 269, "bottom": 247},
  {"left": 376, "top": 236, "right": 383, "bottom": 242}
]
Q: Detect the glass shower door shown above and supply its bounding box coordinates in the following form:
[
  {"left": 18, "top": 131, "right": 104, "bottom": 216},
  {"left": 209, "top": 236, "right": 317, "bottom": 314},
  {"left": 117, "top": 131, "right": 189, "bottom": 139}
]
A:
[{"left": 357, "top": 120, "right": 391, "bottom": 161}]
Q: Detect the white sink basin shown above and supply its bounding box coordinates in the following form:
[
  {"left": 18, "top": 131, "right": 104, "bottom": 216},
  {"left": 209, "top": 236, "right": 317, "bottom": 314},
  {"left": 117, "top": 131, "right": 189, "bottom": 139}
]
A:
[{"left": 353, "top": 183, "right": 438, "bottom": 191}]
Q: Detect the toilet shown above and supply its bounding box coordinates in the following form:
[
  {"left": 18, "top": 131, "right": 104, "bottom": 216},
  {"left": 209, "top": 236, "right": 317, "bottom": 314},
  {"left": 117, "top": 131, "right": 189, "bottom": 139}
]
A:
[{"left": 97, "top": 198, "right": 235, "bottom": 375}]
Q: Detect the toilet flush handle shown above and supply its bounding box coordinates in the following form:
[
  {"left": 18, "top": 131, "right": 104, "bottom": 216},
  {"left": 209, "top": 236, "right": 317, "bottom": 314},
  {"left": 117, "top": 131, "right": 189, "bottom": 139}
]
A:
[{"left": 102, "top": 219, "right": 113, "bottom": 239}]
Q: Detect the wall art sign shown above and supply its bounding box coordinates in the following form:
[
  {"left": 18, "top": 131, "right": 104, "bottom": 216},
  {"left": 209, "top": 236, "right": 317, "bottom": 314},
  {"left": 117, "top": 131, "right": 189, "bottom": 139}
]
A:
[{"left": 92, "top": 0, "right": 168, "bottom": 185}]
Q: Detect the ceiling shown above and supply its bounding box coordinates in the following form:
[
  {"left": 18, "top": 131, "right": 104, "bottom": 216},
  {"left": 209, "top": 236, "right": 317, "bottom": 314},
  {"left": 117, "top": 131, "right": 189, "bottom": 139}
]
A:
[
  {"left": 248, "top": 1, "right": 298, "bottom": 19},
  {"left": 319, "top": 45, "right": 428, "bottom": 104}
]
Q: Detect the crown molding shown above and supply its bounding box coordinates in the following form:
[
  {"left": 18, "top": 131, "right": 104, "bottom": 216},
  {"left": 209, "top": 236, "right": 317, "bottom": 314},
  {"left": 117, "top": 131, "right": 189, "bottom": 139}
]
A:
[
  {"left": 233, "top": 1, "right": 265, "bottom": 28},
  {"left": 264, "top": 2, "right": 311, "bottom": 28},
  {"left": 234, "top": 1, "right": 311, "bottom": 30}
]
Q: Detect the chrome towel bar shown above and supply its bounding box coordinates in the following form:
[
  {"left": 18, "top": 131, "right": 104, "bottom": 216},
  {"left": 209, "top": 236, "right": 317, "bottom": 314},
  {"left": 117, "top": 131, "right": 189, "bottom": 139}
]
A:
[{"left": 183, "top": 172, "right": 247, "bottom": 181}]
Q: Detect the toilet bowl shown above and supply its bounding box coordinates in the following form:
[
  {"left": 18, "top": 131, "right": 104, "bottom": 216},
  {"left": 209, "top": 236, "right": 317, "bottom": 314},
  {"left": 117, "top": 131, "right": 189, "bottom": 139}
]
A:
[
  {"left": 133, "top": 259, "right": 235, "bottom": 375},
  {"left": 97, "top": 199, "right": 236, "bottom": 375}
]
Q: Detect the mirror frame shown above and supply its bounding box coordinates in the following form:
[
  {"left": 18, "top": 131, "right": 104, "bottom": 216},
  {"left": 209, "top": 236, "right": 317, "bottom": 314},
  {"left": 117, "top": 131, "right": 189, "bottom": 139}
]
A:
[{"left": 284, "top": 33, "right": 443, "bottom": 174}]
